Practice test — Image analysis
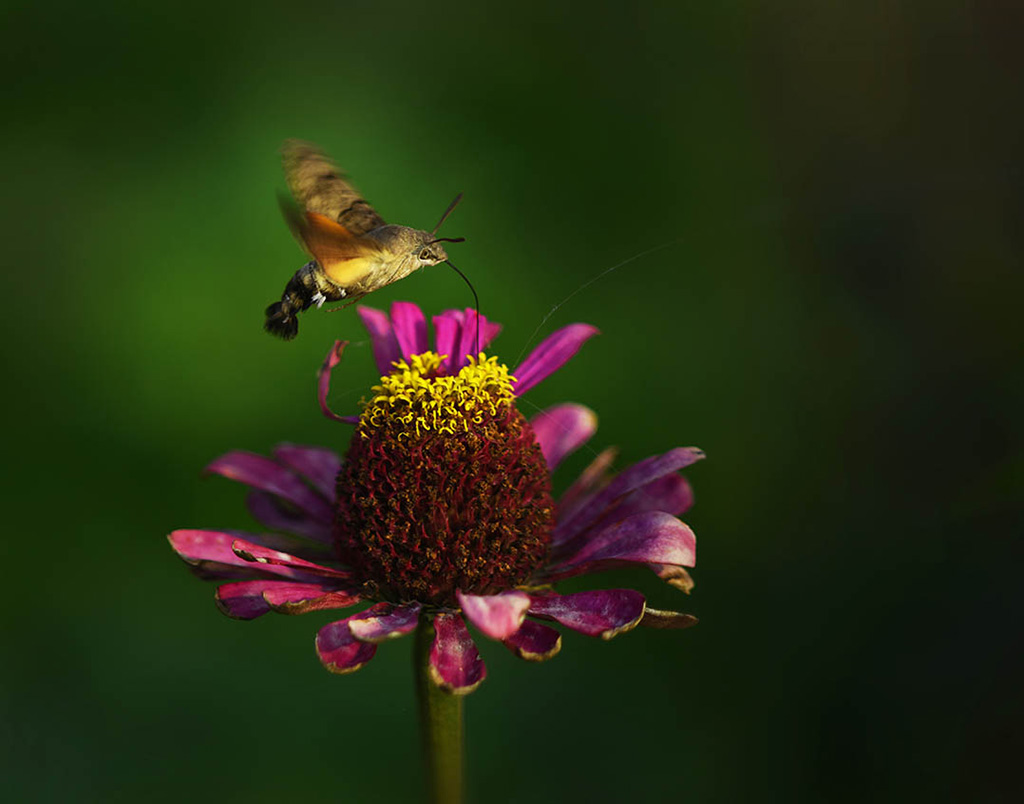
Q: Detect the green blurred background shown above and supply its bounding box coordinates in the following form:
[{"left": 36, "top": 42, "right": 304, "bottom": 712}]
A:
[{"left": 2, "top": 1, "right": 1021, "bottom": 801}]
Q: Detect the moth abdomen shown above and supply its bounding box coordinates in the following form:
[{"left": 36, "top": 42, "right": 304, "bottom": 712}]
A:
[{"left": 264, "top": 261, "right": 322, "bottom": 340}]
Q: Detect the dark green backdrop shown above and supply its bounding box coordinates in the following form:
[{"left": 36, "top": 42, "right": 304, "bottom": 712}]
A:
[{"left": 3, "top": 2, "right": 1020, "bottom": 801}]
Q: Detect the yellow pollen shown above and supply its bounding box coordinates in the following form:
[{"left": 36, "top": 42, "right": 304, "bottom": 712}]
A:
[{"left": 360, "top": 351, "right": 517, "bottom": 439}]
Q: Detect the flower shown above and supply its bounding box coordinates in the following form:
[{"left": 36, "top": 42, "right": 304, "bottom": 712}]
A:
[{"left": 169, "top": 302, "right": 701, "bottom": 694}]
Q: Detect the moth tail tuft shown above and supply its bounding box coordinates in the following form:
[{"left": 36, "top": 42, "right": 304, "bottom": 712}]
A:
[{"left": 264, "top": 302, "right": 300, "bottom": 340}]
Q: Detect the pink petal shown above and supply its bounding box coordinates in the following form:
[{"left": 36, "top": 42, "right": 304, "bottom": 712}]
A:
[
  {"left": 348, "top": 603, "right": 421, "bottom": 643},
  {"left": 390, "top": 301, "right": 428, "bottom": 361},
  {"left": 230, "top": 537, "right": 353, "bottom": 578},
  {"left": 271, "top": 444, "right": 341, "bottom": 500},
  {"left": 316, "top": 614, "right": 379, "bottom": 674},
  {"left": 554, "top": 447, "right": 704, "bottom": 546},
  {"left": 317, "top": 340, "right": 359, "bottom": 424},
  {"left": 558, "top": 447, "right": 618, "bottom": 519},
  {"left": 428, "top": 613, "right": 486, "bottom": 694},
  {"left": 245, "top": 491, "right": 333, "bottom": 543},
  {"left": 503, "top": 619, "right": 562, "bottom": 662},
  {"left": 433, "top": 309, "right": 503, "bottom": 374},
  {"left": 456, "top": 590, "right": 530, "bottom": 640},
  {"left": 432, "top": 309, "right": 464, "bottom": 374},
  {"left": 214, "top": 580, "right": 280, "bottom": 619},
  {"left": 511, "top": 323, "right": 599, "bottom": 396},
  {"left": 357, "top": 307, "right": 401, "bottom": 375},
  {"left": 528, "top": 589, "right": 646, "bottom": 639},
  {"left": 261, "top": 583, "right": 363, "bottom": 615},
  {"left": 205, "top": 451, "right": 334, "bottom": 524},
  {"left": 168, "top": 530, "right": 318, "bottom": 581},
  {"left": 454, "top": 309, "right": 501, "bottom": 370},
  {"left": 530, "top": 404, "right": 598, "bottom": 471},
  {"left": 543, "top": 512, "right": 696, "bottom": 581},
  {"left": 640, "top": 608, "right": 699, "bottom": 629}
]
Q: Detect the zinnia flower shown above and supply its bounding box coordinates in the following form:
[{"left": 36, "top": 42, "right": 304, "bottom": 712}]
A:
[{"left": 169, "top": 302, "right": 701, "bottom": 694}]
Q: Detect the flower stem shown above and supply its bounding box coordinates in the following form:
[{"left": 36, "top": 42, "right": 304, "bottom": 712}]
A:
[{"left": 414, "top": 616, "right": 464, "bottom": 804}]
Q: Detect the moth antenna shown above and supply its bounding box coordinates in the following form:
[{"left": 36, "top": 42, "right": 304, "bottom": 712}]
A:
[
  {"left": 445, "top": 259, "right": 481, "bottom": 356},
  {"left": 431, "top": 193, "right": 464, "bottom": 235},
  {"left": 430, "top": 236, "right": 466, "bottom": 245}
]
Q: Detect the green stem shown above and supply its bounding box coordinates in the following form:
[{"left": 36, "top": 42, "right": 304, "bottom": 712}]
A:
[{"left": 414, "top": 616, "right": 464, "bottom": 804}]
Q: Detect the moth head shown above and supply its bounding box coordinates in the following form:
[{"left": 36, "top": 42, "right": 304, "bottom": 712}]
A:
[{"left": 416, "top": 235, "right": 465, "bottom": 267}]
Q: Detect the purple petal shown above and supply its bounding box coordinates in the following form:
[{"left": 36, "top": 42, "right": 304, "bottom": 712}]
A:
[
  {"left": 357, "top": 307, "right": 401, "bottom": 375},
  {"left": 168, "top": 530, "right": 319, "bottom": 581},
  {"left": 511, "top": 323, "right": 599, "bottom": 396},
  {"left": 205, "top": 451, "right": 334, "bottom": 524},
  {"left": 317, "top": 340, "right": 359, "bottom": 424},
  {"left": 606, "top": 474, "right": 694, "bottom": 522},
  {"left": 390, "top": 302, "right": 428, "bottom": 361},
  {"left": 543, "top": 512, "right": 696, "bottom": 581},
  {"left": 316, "top": 614, "right": 379, "bottom": 674},
  {"left": 558, "top": 447, "right": 618, "bottom": 519},
  {"left": 528, "top": 589, "right": 646, "bottom": 639},
  {"left": 651, "top": 564, "right": 696, "bottom": 593},
  {"left": 456, "top": 590, "right": 530, "bottom": 641},
  {"left": 640, "top": 608, "right": 699, "bottom": 630},
  {"left": 214, "top": 580, "right": 279, "bottom": 620},
  {"left": 271, "top": 444, "right": 341, "bottom": 500},
  {"left": 230, "top": 537, "right": 353, "bottom": 578},
  {"left": 503, "top": 619, "right": 562, "bottom": 662},
  {"left": 261, "top": 583, "right": 363, "bottom": 615},
  {"left": 348, "top": 603, "right": 421, "bottom": 643},
  {"left": 554, "top": 447, "right": 705, "bottom": 546},
  {"left": 428, "top": 613, "right": 486, "bottom": 694},
  {"left": 245, "top": 491, "right": 333, "bottom": 543},
  {"left": 530, "top": 404, "right": 598, "bottom": 471}
]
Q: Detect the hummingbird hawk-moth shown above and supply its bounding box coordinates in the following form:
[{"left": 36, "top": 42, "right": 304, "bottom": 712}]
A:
[{"left": 265, "top": 139, "right": 464, "bottom": 340}]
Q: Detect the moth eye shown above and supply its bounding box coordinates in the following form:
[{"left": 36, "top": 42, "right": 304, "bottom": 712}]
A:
[{"left": 419, "top": 249, "right": 432, "bottom": 260}]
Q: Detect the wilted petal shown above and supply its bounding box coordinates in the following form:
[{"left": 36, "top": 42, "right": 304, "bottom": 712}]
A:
[
  {"left": 429, "top": 613, "right": 486, "bottom": 694},
  {"left": 214, "top": 580, "right": 279, "bottom": 620},
  {"left": 528, "top": 589, "right": 646, "bottom": 639},
  {"left": 348, "top": 603, "right": 421, "bottom": 643},
  {"left": 530, "top": 404, "right": 598, "bottom": 471},
  {"left": 316, "top": 615, "right": 378, "bottom": 674},
  {"left": 168, "top": 530, "right": 317, "bottom": 581},
  {"left": 390, "top": 302, "right": 429, "bottom": 361},
  {"left": 230, "top": 537, "right": 353, "bottom": 578},
  {"left": 511, "top": 323, "right": 599, "bottom": 396},
  {"left": 503, "top": 620, "right": 562, "bottom": 662},
  {"left": 245, "top": 491, "right": 333, "bottom": 543},
  {"left": 262, "top": 583, "right": 363, "bottom": 615},
  {"left": 205, "top": 451, "right": 334, "bottom": 524},
  {"left": 272, "top": 444, "right": 341, "bottom": 500},
  {"left": 456, "top": 590, "right": 530, "bottom": 640},
  {"left": 554, "top": 447, "right": 704, "bottom": 545},
  {"left": 639, "top": 608, "right": 699, "bottom": 629},
  {"left": 651, "top": 564, "right": 696, "bottom": 593},
  {"left": 357, "top": 307, "right": 401, "bottom": 375},
  {"left": 558, "top": 447, "right": 617, "bottom": 520},
  {"left": 317, "top": 340, "right": 359, "bottom": 424},
  {"left": 544, "top": 512, "right": 696, "bottom": 581}
]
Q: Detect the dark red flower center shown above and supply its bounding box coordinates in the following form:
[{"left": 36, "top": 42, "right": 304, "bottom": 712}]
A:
[{"left": 334, "top": 352, "right": 554, "bottom": 606}]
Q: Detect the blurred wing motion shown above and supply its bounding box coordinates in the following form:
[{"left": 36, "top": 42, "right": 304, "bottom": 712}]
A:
[
  {"left": 278, "top": 195, "right": 381, "bottom": 286},
  {"left": 281, "top": 139, "right": 387, "bottom": 236}
]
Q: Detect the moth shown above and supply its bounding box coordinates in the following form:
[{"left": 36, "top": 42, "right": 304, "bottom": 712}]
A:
[{"left": 265, "top": 139, "right": 464, "bottom": 339}]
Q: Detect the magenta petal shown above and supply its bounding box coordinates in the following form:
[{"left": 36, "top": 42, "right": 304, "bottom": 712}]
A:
[
  {"left": 544, "top": 512, "right": 696, "bottom": 581},
  {"left": 271, "top": 444, "right": 341, "bottom": 500},
  {"left": 246, "top": 491, "right": 333, "bottom": 543},
  {"left": 503, "top": 619, "right": 562, "bottom": 662},
  {"left": 528, "top": 589, "right": 646, "bottom": 639},
  {"left": 316, "top": 615, "right": 379, "bottom": 674},
  {"left": 429, "top": 613, "right": 486, "bottom": 694},
  {"left": 554, "top": 447, "right": 705, "bottom": 545},
  {"left": 433, "top": 308, "right": 503, "bottom": 374},
  {"left": 530, "top": 404, "right": 598, "bottom": 471},
  {"left": 348, "top": 603, "right": 421, "bottom": 643},
  {"left": 262, "top": 583, "right": 363, "bottom": 615},
  {"left": 230, "top": 537, "right": 353, "bottom": 578},
  {"left": 214, "top": 580, "right": 279, "bottom": 619},
  {"left": 390, "top": 301, "right": 428, "bottom": 361},
  {"left": 456, "top": 590, "right": 530, "bottom": 640},
  {"left": 205, "top": 451, "right": 334, "bottom": 524},
  {"left": 357, "top": 306, "right": 401, "bottom": 374},
  {"left": 511, "top": 323, "right": 599, "bottom": 396},
  {"left": 558, "top": 447, "right": 618, "bottom": 518},
  {"left": 432, "top": 310, "right": 464, "bottom": 374},
  {"left": 317, "top": 340, "right": 358, "bottom": 424},
  {"left": 640, "top": 608, "right": 699, "bottom": 629},
  {"left": 169, "top": 530, "right": 317, "bottom": 581}
]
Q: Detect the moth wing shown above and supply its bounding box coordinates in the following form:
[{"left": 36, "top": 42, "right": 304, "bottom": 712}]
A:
[
  {"left": 281, "top": 139, "right": 387, "bottom": 237},
  {"left": 280, "top": 197, "right": 382, "bottom": 286}
]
